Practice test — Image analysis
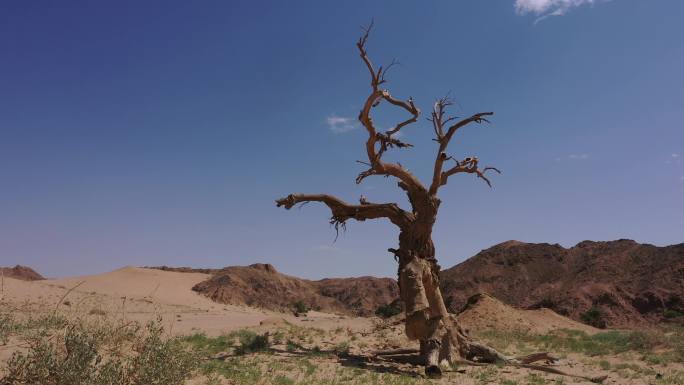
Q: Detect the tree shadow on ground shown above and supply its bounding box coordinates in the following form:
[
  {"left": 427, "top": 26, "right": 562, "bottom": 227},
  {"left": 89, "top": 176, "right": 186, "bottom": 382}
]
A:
[{"left": 267, "top": 347, "right": 425, "bottom": 377}]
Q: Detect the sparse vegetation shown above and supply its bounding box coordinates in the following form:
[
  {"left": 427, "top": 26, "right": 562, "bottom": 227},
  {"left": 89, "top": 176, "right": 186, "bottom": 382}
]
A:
[
  {"left": 293, "top": 300, "right": 309, "bottom": 315},
  {"left": 375, "top": 301, "right": 402, "bottom": 319},
  {"left": 663, "top": 309, "right": 683, "bottom": 319},
  {"left": 477, "top": 327, "right": 683, "bottom": 362},
  {"left": 182, "top": 333, "right": 236, "bottom": 355},
  {"left": 89, "top": 308, "right": 107, "bottom": 316},
  {"left": 182, "top": 329, "right": 270, "bottom": 356},
  {"left": 333, "top": 341, "right": 350, "bottom": 355},
  {"left": 0, "top": 312, "right": 17, "bottom": 345},
  {"left": 4, "top": 305, "right": 684, "bottom": 385},
  {"left": 580, "top": 306, "right": 606, "bottom": 328},
  {"left": 234, "top": 330, "right": 269, "bottom": 355},
  {"left": 285, "top": 339, "right": 300, "bottom": 352},
  {"left": 524, "top": 373, "right": 546, "bottom": 385},
  {"left": 0, "top": 314, "right": 198, "bottom": 385}
]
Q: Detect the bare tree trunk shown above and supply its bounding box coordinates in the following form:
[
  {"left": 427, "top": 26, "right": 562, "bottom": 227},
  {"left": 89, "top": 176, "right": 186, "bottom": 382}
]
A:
[
  {"left": 394, "top": 226, "right": 511, "bottom": 377},
  {"left": 394, "top": 225, "right": 447, "bottom": 377}
]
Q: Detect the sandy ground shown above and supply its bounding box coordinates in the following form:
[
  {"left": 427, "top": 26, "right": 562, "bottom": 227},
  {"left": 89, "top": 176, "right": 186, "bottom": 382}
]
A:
[
  {"left": 2, "top": 267, "right": 681, "bottom": 385},
  {"left": 0, "top": 267, "right": 371, "bottom": 337},
  {"left": 457, "top": 293, "right": 598, "bottom": 335}
]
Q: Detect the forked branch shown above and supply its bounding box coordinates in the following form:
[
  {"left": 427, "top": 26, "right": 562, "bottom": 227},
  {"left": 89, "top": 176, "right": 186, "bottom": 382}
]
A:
[
  {"left": 428, "top": 98, "right": 495, "bottom": 194},
  {"left": 355, "top": 23, "right": 425, "bottom": 196},
  {"left": 439, "top": 157, "right": 501, "bottom": 188}
]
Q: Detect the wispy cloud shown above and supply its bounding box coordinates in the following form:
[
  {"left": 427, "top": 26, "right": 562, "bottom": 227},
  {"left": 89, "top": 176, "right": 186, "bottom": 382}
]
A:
[
  {"left": 515, "top": 0, "right": 604, "bottom": 23},
  {"left": 568, "top": 153, "right": 589, "bottom": 160},
  {"left": 666, "top": 153, "right": 682, "bottom": 165},
  {"left": 327, "top": 115, "right": 358, "bottom": 134}
]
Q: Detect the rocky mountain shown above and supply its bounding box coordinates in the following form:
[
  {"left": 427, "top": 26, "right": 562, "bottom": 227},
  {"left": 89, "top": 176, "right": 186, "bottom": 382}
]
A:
[
  {"left": 441, "top": 239, "right": 684, "bottom": 328},
  {"left": 0, "top": 265, "right": 45, "bottom": 281},
  {"left": 171, "top": 239, "right": 683, "bottom": 328},
  {"left": 191, "top": 263, "right": 398, "bottom": 317}
]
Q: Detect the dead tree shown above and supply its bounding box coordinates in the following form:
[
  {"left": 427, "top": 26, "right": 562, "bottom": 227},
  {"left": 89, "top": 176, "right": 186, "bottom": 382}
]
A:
[{"left": 277, "top": 25, "right": 527, "bottom": 378}]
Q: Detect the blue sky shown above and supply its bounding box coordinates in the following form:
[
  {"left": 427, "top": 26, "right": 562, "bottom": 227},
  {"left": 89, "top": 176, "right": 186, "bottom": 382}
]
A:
[{"left": 1, "top": 1, "right": 682, "bottom": 279}]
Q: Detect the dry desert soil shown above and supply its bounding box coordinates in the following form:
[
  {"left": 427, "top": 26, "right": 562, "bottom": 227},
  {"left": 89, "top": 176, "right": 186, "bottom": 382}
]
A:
[{"left": 1, "top": 266, "right": 682, "bottom": 385}]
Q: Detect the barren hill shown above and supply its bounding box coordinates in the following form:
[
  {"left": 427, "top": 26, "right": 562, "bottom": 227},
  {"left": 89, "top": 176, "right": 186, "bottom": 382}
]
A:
[
  {"left": 0, "top": 265, "right": 44, "bottom": 281},
  {"left": 457, "top": 293, "right": 597, "bottom": 334},
  {"left": 191, "top": 263, "right": 398, "bottom": 317},
  {"left": 441, "top": 239, "right": 684, "bottom": 328},
  {"left": 163, "top": 239, "right": 683, "bottom": 328}
]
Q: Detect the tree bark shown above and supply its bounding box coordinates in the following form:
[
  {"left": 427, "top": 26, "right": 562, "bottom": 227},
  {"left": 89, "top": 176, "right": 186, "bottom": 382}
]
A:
[{"left": 393, "top": 222, "right": 513, "bottom": 377}]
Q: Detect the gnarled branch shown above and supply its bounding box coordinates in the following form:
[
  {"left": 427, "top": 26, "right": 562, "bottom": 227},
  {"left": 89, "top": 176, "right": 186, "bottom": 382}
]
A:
[
  {"left": 355, "top": 23, "right": 425, "bottom": 197},
  {"left": 276, "top": 193, "right": 412, "bottom": 228},
  {"left": 428, "top": 97, "right": 495, "bottom": 194},
  {"left": 443, "top": 112, "right": 493, "bottom": 144},
  {"left": 439, "top": 157, "right": 501, "bottom": 188}
]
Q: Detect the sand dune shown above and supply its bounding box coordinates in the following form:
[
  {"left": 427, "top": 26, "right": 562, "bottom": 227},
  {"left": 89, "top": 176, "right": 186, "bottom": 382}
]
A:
[
  {"left": 46, "top": 266, "right": 215, "bottom": 309},
  {"left": 1, "top": 267, "right": 370, "bottom": 337},
  {"left": 457, "top": 293, "right": 598, "bottom": 334}
]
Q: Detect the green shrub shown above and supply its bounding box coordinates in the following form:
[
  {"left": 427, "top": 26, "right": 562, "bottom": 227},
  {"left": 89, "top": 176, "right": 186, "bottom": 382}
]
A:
[
  {"left": 293, "top": 300, "right": 309, "bottom": 314},
  {"left": 333, "top": 341, "right": 350, "bottom": 355},
  {"left": 1, "top": 318, "right": 198, "bottom": 385},
  {"left": 286, "top": 340, "right": 300, "bottom": 352},
  {"left": 580, "top": 306, "right": 607, "bottom": 328},
  {"left": 375, "top": 301, "right": 402, "bottom": 318},
  {"left": 182, "top": 329, "right": 270, "bottom": 357},
  {"left": 663, "top": 309, "right": 683, "bottom": 319},
  {"left": 182, "top": 333, "right": 235, "bottom": 355},
  {"left": 234, "top": 331, "right": 269, "bottom": 355}
]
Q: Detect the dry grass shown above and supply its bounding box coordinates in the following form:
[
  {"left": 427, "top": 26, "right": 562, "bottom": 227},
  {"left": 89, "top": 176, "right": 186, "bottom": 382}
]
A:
[
  {"left": 3, "top": 305, "right": 684, "bottom": 385},
  {"left": 0, "top": 310, "right": 199, "bottom": 385}
]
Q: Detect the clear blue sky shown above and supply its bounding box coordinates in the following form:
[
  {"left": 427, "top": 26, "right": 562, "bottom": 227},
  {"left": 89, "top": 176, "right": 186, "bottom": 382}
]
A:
[{"left": 1, "top": 1, "right": 682, "bottom": 279}]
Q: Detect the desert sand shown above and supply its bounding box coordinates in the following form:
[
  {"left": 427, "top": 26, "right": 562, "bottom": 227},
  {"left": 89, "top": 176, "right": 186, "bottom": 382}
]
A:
[
  {"left": 2, "top": 267, "right": 681, "bottom": 385},
  {"left": 0, "top": 267, "right": 371, "bottom": 337}
]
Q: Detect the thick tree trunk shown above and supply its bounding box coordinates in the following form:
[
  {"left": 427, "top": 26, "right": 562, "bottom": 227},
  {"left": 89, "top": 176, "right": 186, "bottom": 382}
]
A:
[{"left": 395, "top": 228, "right": 510, "bottom": 377}]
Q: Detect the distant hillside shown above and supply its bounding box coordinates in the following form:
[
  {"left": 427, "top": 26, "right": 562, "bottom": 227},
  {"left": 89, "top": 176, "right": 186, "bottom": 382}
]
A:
[
  {"left": 441, "top": 239, "right": 684, "bottom": 328},
  {"left": 158, "top": 239, "right": 683, "bottom": 327},
  {"left": 0, "top": 265, "right": 44, "bottom": 281},
  {"left": 191, "top": 263, "right": 398, "bottom": 317}
]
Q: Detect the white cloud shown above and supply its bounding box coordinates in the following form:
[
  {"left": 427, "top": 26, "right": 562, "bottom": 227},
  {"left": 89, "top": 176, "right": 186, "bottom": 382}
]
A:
[
  {"left": 568, "top": 153, "right": 589, "bottom": 160},
  {"left": 515, "top": 0, "right": 596, "bottom": 14},
  {"left": 667, "top": 153, "right": 682, "bottom": 165},
  {"left": 515, "top": 0, "right": 607, "bottom": 22},
  {"left": 327, "top": 115, "right": 358, "bottom": 134}
]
